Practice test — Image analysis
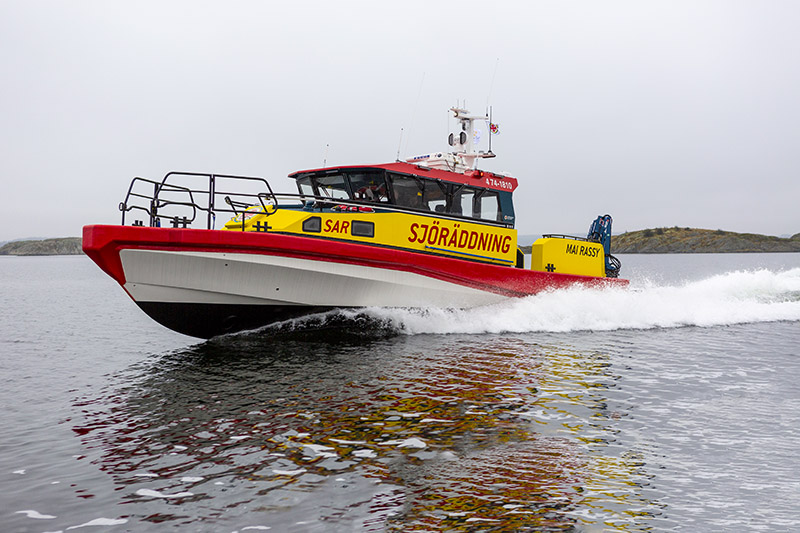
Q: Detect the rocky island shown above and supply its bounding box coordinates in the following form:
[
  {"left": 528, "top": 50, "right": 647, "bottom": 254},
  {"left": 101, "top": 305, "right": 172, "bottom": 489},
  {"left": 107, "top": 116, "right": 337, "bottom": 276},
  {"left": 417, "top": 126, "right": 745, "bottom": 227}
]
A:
[
  {"left": 0, "top": 237, "right": 83, "bottom": 256},
  {"left": 516, "top": 228, "right": 800, "bottom": 254},
  {"left": 611, "top": 227, "right": 800, "bottom": 253}
]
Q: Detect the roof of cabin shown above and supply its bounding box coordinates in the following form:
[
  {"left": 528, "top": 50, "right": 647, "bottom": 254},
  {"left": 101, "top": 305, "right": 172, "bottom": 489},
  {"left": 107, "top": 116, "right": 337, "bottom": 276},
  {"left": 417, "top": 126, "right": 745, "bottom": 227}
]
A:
[{"left": 289, "top": 161, "right": 518, "bottom": 193}]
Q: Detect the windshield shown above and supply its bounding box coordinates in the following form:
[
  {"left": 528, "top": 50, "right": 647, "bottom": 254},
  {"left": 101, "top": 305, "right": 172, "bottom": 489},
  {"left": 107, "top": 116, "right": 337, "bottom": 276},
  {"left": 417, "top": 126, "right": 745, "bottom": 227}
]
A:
[
  {"left": 387, "top": 174, "right": 424, "bottom": 209},
  {"left": 314, "top": 174, "right": 349, "bottom": 199},
  {"left": 296, "top": 176, "right": 314, "bottom": 199},
  {"left": 347, "top": 171, "right": 389, "bottom": 203}
]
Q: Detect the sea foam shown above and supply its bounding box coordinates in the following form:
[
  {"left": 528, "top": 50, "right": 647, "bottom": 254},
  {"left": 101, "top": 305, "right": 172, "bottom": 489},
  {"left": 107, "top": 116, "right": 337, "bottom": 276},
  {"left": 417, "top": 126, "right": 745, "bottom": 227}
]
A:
[{"left": 313, "top": 268, "right": 800, "bottom": 335}]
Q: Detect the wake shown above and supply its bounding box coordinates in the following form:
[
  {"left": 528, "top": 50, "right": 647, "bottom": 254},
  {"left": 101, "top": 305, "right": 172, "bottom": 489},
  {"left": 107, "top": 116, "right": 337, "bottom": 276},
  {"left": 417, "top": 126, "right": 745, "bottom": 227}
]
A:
[{"left": 260, "top": 268, "right": 800, "bottom": 336}]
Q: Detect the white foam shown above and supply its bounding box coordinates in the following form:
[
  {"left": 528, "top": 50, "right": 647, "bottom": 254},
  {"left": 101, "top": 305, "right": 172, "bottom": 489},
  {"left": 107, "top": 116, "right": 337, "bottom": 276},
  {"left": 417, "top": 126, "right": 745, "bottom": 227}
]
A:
[
  {"left": 386, "top": 438, "right": 427, "bottom": 449},
  {"left": 329, "top": 438, "right": 367, "bottom": 445},
  {"left": 15, "top": 510, "right": 55, "bottom": 519},
  {"left": 66, "top": 518, "right": 128, "bottom": 529},
  {"left": 303, "top": 444, "right": 336, "bottom": 457},
  {"left": 363, "top": 268, "right": 800, "bottom": 334},
  {"left": 135, "top": 488, "right": 193, "bottom": 499},
  {"left": 272, "top": 468, "right": 306, "bottom": 476},
  {"left": 353, "top": 449, "right": 377, "bottom": 458}
]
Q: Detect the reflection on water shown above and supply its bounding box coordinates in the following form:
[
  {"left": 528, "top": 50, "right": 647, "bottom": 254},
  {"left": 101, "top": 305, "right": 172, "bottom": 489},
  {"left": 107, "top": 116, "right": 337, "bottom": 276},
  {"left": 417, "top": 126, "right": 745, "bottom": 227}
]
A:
[{"left": 73, "top": 326, "right": 660, "bottom": 531}]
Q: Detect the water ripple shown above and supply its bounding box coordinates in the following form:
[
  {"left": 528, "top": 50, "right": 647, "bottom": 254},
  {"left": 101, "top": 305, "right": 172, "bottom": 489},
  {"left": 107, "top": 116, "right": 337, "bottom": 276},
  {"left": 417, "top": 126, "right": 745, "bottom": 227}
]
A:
[{"left": 69, "top": 334, "right": 661, "bottom": 531}]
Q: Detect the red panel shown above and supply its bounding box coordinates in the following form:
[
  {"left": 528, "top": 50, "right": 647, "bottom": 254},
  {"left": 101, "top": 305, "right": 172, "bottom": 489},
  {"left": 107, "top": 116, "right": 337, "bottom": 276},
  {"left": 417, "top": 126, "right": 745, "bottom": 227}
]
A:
[{"left": 82, "top": 225, "right": 127, "bottom": 285}]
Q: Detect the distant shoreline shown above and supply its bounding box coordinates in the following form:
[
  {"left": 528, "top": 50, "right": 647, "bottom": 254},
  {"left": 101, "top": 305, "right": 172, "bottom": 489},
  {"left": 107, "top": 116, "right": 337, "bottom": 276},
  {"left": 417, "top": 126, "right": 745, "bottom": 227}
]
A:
[
  {"left": 519, "top": 228, "right": 800, "bottom": 254},
  {"left": 3, "top": 228, "right": 800, "bottom": 256},
  {"left": 610, "top": 227, "right": 800, "bottom": 254},
  {"left": 0, "top": 237, "right": 83, "bottom": 256}
]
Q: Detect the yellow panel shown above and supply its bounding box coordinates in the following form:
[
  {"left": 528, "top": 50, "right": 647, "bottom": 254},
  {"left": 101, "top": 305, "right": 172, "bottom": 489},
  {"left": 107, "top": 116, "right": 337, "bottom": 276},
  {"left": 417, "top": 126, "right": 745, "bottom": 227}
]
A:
[
  {"left": 222, "top": 207, "right": 517, "bottom": 266},
  {"left": 530, "top": 237, "right": 605, "bottom": 277}
]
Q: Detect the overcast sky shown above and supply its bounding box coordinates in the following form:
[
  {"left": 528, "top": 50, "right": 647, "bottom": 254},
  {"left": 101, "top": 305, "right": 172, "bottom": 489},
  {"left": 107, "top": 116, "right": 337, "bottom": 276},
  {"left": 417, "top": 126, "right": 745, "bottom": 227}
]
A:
[{"left": 2, "top": 0, "right": 799, "bottom": 241}]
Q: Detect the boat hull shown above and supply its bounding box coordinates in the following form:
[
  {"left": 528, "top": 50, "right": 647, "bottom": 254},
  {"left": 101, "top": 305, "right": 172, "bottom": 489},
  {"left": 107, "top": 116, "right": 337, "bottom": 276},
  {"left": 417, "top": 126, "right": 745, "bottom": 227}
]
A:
[
  {"left": 136, "top": 302, "right": 335, "bottom": 339},
  {"left": 83, "top": 225, "right": 627, "bottom": 338}
]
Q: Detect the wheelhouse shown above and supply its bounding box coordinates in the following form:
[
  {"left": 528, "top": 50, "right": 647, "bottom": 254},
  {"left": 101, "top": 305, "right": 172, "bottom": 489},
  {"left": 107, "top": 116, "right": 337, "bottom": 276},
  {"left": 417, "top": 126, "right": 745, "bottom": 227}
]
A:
[{"left": 291, "top": 163, "right": 517, "bottom": 228}]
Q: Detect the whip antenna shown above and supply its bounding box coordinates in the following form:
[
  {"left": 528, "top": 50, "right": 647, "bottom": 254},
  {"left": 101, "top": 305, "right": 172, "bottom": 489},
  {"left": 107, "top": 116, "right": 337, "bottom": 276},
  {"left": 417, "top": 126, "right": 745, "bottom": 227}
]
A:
[
  {"left": 488, "top": 106, "right": 493, "bottom": 155},
  {"left": 396, "top": 128, "right": 403, "bottom": 161}
]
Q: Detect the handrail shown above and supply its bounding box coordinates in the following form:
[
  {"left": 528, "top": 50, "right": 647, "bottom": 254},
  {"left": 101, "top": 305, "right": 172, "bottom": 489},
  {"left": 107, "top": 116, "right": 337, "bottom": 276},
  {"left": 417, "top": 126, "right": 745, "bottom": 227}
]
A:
[
  {"left": 119, "top": 172, "right": 272, "bottom": 229},
  {"left": 542, "top": 234, "right": 593, "bottom": 242}
]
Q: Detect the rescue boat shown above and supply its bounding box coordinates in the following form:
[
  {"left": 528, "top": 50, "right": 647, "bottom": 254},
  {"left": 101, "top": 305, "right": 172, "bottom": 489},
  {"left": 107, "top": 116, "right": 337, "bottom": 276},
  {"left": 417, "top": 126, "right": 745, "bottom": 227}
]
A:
[{"left": 83, "top": 108, "right": 626, "bottom": 338}]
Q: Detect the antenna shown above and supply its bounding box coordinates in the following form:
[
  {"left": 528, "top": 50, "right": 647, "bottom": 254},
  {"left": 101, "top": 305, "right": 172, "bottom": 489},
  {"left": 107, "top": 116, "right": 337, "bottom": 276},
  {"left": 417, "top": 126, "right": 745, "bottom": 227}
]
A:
[
  {"left": 403, "top": 72, "right": 426, "bottom": 158},
  {"left": 488, "top": 106, "right": 493, "bottom": 155},
  {"left": 323, "top": 143, "right": 329, "bottom": 167},
  {"left": 396, "top": 128, "right": 403, "bottom": 161},
  {"left": 484, "top": 59, "right": 500, "bottom": 157}
]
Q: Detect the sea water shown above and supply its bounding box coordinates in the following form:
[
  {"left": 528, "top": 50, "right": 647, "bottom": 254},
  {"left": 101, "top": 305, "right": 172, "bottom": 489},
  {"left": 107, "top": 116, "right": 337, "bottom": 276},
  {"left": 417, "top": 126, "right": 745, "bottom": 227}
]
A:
[{"left": 1, "top": 254, "right": 799, "bottom": 532}]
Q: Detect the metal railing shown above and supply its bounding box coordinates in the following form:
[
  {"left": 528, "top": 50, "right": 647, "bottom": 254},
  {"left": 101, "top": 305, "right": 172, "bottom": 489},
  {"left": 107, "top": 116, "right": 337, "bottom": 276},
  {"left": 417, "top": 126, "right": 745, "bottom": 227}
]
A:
[
  {"left": 542, "top": 234, "right": 593, "bottom": 242},
  {"left": 119, "top": 172, "right": 277, "bottom": 230}
]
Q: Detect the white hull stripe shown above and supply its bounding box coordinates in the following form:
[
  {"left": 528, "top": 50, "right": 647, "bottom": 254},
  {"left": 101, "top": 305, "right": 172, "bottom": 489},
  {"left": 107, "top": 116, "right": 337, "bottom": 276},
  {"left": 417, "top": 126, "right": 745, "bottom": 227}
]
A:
[{"left": 120, "top": 249, "right": 508, "bottom": 308}]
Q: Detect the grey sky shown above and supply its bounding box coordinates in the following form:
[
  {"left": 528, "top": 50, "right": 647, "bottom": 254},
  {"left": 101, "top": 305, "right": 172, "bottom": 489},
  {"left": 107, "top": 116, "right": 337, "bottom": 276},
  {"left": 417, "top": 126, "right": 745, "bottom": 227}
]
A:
[{"left": 2, "top": 0, "right": 798, "bottom": 241}]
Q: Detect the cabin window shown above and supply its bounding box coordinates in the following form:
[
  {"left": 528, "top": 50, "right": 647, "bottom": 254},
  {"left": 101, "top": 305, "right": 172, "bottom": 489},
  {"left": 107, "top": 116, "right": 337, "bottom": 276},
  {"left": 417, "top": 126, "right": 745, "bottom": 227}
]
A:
[
  {"left": 296, "top": 176, "right": 315, "bottom": 199},
  {"left": 302, "top": 216, "right": 322, "bottom": 233},
  {"left": 386, "top": 174, "right": 451, "bottom": 212},
  {"left": 498, "top": 191, "right": 515, "bottom": 224},
  {"left": 476, "top": 190, "right": 501, "bottom": 221},
  {"left": 348, "top": 172, "right": 389, "bottom": 203},
  {"left": 313, "top": 173, "right": 349, "bottom": 200},
  {"left": 351, "top": 220, "right": 375, "bottom": 238},
  {"left": 450, "top": 186, "right": 475, "bottom": 217},
  {"left": 422, "top": 181, "right": 447, "bottom": 212},
  {"left": 387, "top": 174, "right": 425, "bottom": 209}
]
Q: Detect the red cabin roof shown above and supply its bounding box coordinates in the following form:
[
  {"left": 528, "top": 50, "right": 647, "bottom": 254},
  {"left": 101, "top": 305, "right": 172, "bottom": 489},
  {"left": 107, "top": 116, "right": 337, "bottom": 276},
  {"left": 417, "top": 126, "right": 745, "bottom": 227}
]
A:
[{"left": 289, "top": 161, "right": 518, "bottom": 194}]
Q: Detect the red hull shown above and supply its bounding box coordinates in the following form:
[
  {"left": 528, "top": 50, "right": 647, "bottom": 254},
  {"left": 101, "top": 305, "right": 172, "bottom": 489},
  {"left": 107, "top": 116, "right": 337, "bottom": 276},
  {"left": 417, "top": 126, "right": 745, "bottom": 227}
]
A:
[{"left": 83, "top": 224, "right": 627, "bottom": 298}]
